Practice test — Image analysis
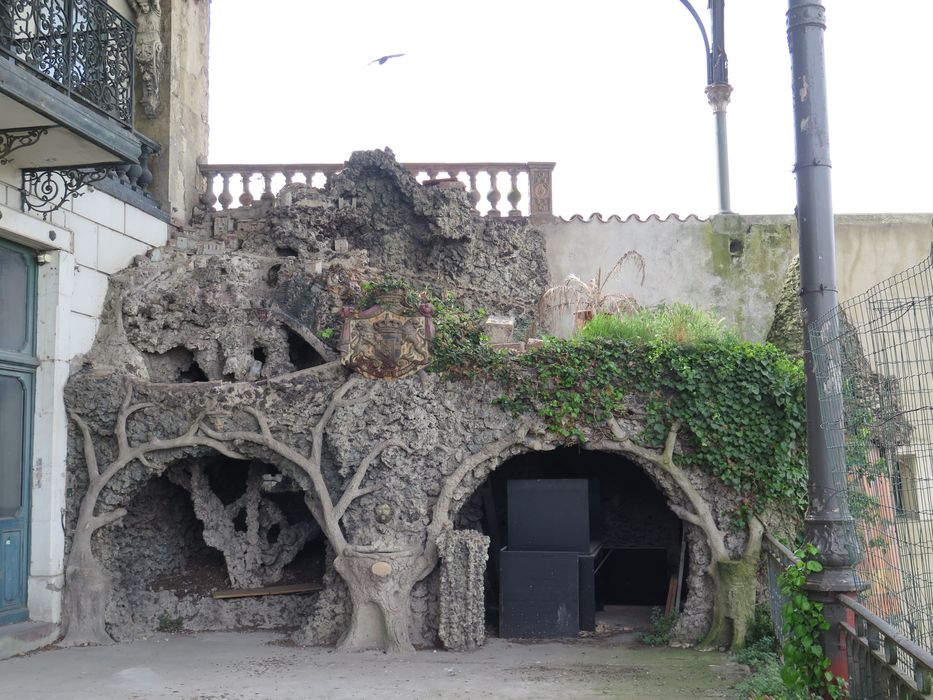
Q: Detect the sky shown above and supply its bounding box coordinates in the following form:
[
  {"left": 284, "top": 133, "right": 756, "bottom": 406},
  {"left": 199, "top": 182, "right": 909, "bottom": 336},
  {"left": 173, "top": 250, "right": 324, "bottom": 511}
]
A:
[{"left": 208, "top": 1, "right": 933, "bottom": 220}]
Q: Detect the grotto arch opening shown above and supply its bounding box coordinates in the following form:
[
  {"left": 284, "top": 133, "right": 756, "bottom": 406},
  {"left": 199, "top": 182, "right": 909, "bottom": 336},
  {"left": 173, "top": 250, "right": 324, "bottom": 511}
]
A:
[
  {"left": 98, "top": 453, "right": 327, "bottom": 640},
  {"left": 457, "top": 447, "right": 692, "bottom": 637}
]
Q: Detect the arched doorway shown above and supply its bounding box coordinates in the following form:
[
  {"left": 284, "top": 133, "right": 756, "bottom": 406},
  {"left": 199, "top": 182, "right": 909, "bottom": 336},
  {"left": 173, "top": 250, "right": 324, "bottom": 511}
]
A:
[
  {"left": 458, "top": 447, "right": 688, "bottom": 637},
  {"left": 100, "top": 454, "right": 327, "bottom": 639}
]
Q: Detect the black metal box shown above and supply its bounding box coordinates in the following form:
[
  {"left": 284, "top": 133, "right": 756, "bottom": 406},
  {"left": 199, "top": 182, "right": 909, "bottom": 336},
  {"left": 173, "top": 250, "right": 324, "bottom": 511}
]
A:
[
  {"left": 507, "top": 478, "right": 599, "bottom": 552},
  {"left": 499, "top": 549, "right": 580, "bottom": 638}
]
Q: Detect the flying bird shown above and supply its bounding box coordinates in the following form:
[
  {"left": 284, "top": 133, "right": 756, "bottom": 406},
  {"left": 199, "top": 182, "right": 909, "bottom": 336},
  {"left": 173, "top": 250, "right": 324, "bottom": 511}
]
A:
[{"left": 367, "top": 53, "right": 405, "bottom": 66}]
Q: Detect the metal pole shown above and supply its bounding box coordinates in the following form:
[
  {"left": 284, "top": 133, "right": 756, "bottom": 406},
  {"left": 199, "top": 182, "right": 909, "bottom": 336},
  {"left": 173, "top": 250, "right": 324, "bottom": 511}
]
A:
[
  {"left": 708, "top": 0, "right": 731, "bottom": 213},
  {"left": 708, "top": 89, "right": 732, "bottom": 213},
  {"left": 786, "top": 0, "right": 859, "bottom": 680},
  {"left": 679, "top": 0, "right": 732, "bottom": 213}
]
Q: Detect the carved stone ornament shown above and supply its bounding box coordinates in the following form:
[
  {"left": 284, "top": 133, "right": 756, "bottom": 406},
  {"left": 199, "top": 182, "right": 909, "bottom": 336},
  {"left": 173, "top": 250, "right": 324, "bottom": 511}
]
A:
[
  {"left": 705, "top": 82, "right": 734, "bottom": 114},
  {"left": 130, "top": 0, "right": 164, "bottom": 118},
  {"left": 340, "top": 290, "right": 435, "bottom": 380}
]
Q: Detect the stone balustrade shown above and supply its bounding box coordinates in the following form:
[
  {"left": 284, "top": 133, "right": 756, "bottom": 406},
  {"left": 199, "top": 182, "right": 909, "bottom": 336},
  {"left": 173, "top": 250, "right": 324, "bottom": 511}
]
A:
[{"left": 198, "top": 162, "right": 555, "bottom": 221}]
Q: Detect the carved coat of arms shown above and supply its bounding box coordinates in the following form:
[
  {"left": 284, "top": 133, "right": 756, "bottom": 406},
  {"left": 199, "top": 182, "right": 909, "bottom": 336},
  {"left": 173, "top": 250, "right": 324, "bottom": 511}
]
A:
[{"left": 340, "top": 291, "right": 435, "bottom": 380}]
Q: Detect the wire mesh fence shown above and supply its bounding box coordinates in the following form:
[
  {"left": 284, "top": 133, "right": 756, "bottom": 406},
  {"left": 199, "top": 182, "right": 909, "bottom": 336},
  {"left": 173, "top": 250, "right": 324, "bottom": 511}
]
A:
[{"left": 810, "top": 247, "right": 933, "bottom": 661}]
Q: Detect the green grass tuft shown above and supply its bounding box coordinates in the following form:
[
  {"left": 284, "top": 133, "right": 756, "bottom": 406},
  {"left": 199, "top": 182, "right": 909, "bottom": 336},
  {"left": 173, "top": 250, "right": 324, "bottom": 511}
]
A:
[{"left": 579, "top": 304, "right": 737, "bottom": 344}]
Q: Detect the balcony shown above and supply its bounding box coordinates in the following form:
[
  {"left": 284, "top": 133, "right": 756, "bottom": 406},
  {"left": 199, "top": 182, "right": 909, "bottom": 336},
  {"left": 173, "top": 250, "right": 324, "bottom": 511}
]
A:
[{"left": 0, "top": 0, "right": 155, "bottom": 181}]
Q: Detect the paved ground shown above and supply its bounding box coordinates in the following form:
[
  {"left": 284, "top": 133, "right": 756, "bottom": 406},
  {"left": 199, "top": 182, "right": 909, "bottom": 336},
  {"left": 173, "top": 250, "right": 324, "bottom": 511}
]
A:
[{"left": 0, "top": 629, "right": 744, "bottom": 700}]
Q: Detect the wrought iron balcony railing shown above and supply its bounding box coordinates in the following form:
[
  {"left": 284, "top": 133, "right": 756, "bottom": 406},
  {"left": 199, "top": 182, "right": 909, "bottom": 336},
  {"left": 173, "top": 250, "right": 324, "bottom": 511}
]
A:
[{"left": 0, "top": 0, "right": 135, "bottom": 125}]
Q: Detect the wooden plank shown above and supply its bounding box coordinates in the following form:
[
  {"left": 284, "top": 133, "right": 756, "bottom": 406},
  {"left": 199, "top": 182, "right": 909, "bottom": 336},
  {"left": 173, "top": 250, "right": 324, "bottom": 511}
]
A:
[
  {"left": 674, "top": 531, "right": 687, "bottom": 614},
  {"left": 211, "top": 582, "right": 322, "bottom": 600},
  {"left": 664, "top": 575, "right": 678, "bottom": 617}
]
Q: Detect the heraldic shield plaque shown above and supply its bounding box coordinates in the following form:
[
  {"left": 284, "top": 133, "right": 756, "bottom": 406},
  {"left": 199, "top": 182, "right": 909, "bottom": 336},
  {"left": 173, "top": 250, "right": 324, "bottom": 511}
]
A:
[{"left": 340, "top": 290, "right": 435, "bottom": 380}]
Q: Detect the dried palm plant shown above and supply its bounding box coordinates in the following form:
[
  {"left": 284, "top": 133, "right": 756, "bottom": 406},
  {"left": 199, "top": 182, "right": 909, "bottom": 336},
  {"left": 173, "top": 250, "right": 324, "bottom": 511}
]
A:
[{"left": 534, "top": 250, "right": 646, "bottom": 334}]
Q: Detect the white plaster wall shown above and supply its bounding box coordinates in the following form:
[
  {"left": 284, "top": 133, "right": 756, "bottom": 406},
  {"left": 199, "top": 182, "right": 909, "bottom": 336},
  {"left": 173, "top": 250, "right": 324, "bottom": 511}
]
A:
[
  {"left": 542, "top": 213, "right": 933, "bottom": 341},
  {"left": 834, "top": 214, "right": 933, "bottom": 300},
  {"left": 542, "top": 214, "right": 797, "bottom": 341},
  {"left": 0, "top": 168, "right": 168, "bottom": 625}
]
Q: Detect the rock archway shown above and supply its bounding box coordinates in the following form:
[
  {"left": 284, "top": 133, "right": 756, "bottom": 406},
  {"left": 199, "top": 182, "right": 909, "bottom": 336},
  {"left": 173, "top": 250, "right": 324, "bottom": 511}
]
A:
[
  {"left": 64, "top": 369, "right": 764, "bottom": 652},
  {"left": 455, "top": 447, "right": 710, "bottom": 639}
]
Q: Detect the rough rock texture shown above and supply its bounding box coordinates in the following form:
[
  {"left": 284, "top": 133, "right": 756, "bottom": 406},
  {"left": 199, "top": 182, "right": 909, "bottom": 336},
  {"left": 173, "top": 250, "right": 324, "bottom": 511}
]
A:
[
  {"left": 106, "top": 589, "right": 318, "bottom": 641},
  {"left": 63, "top": 149, "right": 752, "bottom": 650},
  {"left": 101, "top": 476, "right": 212, "bottom": 590},
  {"left": 437, "top": 530, "right": 489, "bottom": 651},
  {"left": 294, "top": 545, "right": 350, "bottom": 646},
  {"left": 65, "top": 367, "right": 726, "bottom": 646},
  {"left": 168, "top": 461, "right": 315, "bottom": 588},
  {"left": 766, "top": 255, "right": 803, "bottom": 358}
]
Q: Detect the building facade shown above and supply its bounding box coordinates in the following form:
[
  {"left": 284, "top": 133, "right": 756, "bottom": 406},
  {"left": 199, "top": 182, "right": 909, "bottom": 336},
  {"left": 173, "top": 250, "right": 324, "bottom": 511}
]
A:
[{"left": 0, "top": 0, "right": 207, "bottom": 653}]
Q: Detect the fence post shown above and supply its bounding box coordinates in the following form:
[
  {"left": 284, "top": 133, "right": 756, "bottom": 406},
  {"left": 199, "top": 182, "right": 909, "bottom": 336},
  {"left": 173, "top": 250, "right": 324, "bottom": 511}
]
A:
[{"left": 527, "top": 162, "right": 555, "bottom": 224}]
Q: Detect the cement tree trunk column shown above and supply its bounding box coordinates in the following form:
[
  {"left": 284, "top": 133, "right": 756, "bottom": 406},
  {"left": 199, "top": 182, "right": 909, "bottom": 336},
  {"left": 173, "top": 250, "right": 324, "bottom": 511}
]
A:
[
  {"left": 333, "top": 549, "right": 435, "bottom": 653},
  {"left": 60, "top": 511, "right": 118, "bottom": 646},
  {"left": 701, "top": 518, "right": 763, "bottom": 650}
]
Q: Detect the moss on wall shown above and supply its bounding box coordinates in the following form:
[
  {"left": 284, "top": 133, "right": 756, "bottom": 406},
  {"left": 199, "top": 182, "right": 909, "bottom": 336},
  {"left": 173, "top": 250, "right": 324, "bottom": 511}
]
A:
[{"left": 701, "top": 216, "right": 796, "bottom": 339}]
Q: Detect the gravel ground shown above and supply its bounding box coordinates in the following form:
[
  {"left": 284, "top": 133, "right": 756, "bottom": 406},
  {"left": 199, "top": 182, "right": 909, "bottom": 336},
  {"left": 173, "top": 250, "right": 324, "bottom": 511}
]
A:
[{"left": 0, "top": 630, "right": 746, "bottom": 700}]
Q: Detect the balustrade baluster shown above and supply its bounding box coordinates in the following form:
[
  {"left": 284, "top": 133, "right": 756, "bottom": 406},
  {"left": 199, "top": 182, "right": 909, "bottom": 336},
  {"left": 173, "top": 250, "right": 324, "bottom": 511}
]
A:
[
  {"left": 866, "top": 621, "right": 879, "bottom": 650},
  {"left": 507, "top": 169, "right": 522, "bottom": 217},
  {"left": 883, "top": 637, "right": 898, "bottom": 665},
  {"left": 915, "top": 659, "right": 931, "bottom": 693},
  {"left": 126, "top": 158, "right": 142, "bottom": 190},
  {"left": 486, "top": 169, "right": 501, "bottom": 216},
  {"left": 260, "top": 171, "right": 275, "bottom": 204},
  {"left": 113, "top": 164, "right": 131, "bottom": 187},
  {"left": 218, "top": 173, "right": 233, "bottom": 210},
  {"left": 137, "top": 144, "right": 154, "bottom": 194},
  {"left": 467, "top": 170, "right": 481, "bottom": 208},
  {"left": 200, "top": 171, "right": 218, "bottom": 210},
  {"left": 239, "top": 172, "right": 255, "bottom": 207},
  {"left": 196, "top": 161, "right": 549, "bottom": 216}
]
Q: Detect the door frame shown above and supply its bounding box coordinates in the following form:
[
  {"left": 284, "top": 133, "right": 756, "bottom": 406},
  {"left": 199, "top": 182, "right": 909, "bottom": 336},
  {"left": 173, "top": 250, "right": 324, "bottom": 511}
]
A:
[{"left": 0, "top": 237, "right": 37, "bottom": 626}]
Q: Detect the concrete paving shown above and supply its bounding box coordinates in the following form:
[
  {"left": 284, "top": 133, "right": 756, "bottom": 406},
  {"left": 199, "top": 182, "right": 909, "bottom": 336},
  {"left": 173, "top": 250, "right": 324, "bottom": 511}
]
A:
[{"left": 0, "top": 630, "right": 744, "bottom": 700}]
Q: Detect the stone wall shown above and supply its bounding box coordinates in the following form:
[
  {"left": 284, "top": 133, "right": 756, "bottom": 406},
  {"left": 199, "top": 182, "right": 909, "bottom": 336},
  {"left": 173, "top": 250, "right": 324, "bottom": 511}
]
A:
[
  {"left": 0, "top": 160, "right": 169, "bottom": 627},
  {"left": 135, "top": 0, "right": 210, "bottom": 224}
]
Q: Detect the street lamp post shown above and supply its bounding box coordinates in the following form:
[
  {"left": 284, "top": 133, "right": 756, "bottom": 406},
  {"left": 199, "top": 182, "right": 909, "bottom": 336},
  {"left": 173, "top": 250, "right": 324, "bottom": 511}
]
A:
[
  {"left": 786, "top": 0, "right": 860, "bottom": 681},
  {"left": 680, "top": 0, "right": 732, "bottom": 213}
]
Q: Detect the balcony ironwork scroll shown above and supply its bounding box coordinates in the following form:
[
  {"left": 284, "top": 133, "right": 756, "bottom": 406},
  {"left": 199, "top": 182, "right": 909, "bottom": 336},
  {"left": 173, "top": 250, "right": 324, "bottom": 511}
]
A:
[
  {"left": 0, "top": 127, "right": 49, "bottom": 164},
  {"left": 0, "top": 0, "right": 135, "bottom": 124},
  {"left": 21, "top": 138, "right": 157, "bottom": 218},
  {"left": 21, "top": 167, "right": 110, "bottom": 217},
  {"left": 198, "top": 162, "right": 555, "bottom": 222}
]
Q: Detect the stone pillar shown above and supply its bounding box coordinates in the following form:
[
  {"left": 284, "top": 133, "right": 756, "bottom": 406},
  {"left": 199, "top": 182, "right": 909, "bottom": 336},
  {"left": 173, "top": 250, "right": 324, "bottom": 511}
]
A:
[
  {"left": 436, "top": 529, "right": 489, "bottom": 651},
  {"left": 133, "top": 0, "right": 210, "bottom": 225}
]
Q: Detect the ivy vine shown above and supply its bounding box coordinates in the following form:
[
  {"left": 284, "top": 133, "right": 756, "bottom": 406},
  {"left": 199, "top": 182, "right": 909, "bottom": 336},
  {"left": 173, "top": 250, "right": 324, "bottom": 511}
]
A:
[
  {"left": 432, "top": 330, "right": 807, "bottom": 519},
  {"left": 351, "top": 279, "right": 808, "bottom": 519},
  {"left": 778, "top": 544, "right": 849, "bottom": 699}
]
